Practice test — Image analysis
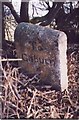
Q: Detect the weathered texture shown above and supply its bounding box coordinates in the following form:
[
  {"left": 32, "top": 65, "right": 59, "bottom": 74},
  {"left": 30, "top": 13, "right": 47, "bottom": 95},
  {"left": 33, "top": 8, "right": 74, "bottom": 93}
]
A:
[{"left": 14, "top": 22, "right": 68, "bottom": 91}]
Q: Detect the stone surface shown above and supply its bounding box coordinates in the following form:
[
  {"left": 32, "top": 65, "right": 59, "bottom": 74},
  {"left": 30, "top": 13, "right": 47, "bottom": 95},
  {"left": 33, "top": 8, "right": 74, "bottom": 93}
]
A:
[{"left": 14, "top": 22, "right": 68, "bottom": 91}]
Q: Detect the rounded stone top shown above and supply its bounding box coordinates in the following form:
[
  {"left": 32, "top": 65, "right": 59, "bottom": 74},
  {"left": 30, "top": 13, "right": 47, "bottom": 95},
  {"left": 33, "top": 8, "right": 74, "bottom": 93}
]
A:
[{"left": 14, "top": 22, "right": 61, "bottom": 45}]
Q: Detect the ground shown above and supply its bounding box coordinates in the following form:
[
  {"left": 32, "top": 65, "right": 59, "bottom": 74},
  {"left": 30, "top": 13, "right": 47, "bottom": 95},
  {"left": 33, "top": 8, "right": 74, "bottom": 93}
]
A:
[{"left": 0, "top": 41, "right": 79, "bottom": 119}]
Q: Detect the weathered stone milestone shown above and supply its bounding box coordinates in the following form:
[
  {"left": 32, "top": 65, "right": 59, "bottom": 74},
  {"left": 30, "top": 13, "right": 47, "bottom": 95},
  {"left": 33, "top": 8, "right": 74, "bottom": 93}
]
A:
[{"left": 14, "top": 22, "right": 68, "bottom": 91}]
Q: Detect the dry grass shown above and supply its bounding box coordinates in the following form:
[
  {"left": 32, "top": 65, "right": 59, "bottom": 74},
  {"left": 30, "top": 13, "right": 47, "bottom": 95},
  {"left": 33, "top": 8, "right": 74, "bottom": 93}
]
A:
[{"left": 0, "top": 43, "right": 79, "bottom": 119}]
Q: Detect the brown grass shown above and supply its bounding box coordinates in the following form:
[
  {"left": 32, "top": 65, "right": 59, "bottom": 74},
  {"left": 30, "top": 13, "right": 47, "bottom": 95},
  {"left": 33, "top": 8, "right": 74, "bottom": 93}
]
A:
[{"left": 0, "top": 44, "right": 79, "bottom": 119}]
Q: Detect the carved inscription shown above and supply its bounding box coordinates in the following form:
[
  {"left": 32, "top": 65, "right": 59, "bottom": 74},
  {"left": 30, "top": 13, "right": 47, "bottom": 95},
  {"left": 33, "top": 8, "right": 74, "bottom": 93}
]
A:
[{"left": 17, "top": 39, "right": 55, "bottom": 81}]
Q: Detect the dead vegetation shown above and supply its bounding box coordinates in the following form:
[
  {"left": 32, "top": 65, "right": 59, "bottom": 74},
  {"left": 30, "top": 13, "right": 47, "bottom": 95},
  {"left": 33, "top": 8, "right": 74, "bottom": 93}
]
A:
[{"left": 0, "top": 42, "right": 79, "bottom": 119}]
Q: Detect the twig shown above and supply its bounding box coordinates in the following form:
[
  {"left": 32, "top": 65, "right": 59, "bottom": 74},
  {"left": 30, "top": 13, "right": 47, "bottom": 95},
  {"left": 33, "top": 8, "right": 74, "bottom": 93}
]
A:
[
  {"left": 27, "top": 89, "right": 37, "bottom": 118},
  {"left": 0, "top": 58, "right": 22, "bottom": 62}
]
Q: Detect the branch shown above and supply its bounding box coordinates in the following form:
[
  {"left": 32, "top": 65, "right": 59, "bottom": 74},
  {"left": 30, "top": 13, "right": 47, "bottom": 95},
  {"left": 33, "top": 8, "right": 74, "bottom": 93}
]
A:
[
  {"left": 45, "top": 2, "right": 51, "bottom": 10},
  {"left": 57, "top": 7, "right": 79, "bottom": 30},
  {"left": 20, "top": 2, "right": 29, "bottom": 22},
  {"left": 3, "top": 1, "right": 29, "bottom": 23},
  {"left": 3, "top": 2, "right": 20, "bottom": 23},
  {"left": 30, "top": 2, "right": 63, "bottom": 26}
]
